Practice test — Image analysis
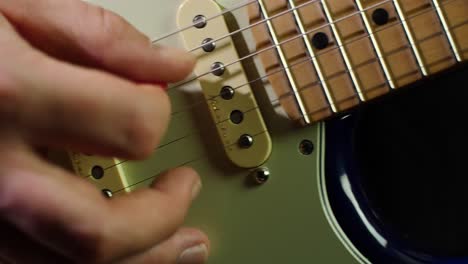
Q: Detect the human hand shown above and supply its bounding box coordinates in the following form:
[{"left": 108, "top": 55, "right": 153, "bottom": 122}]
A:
[{"left": 0, "top": 0, "right": 209, "bottom": 263}]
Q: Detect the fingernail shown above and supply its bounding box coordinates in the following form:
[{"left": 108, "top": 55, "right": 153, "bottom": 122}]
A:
[
  {"left": 178, "top": 244, "right": 208, "bottom": 264},
  {"left": 191, "top": 179, "right": 202, "bottom": 200}
]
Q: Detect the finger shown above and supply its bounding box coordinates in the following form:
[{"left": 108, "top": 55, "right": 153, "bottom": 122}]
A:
[
  {"left": 118, "top": 228, "right": 209, "bottom": 264},
  {"left": 0, "top": 149, "right": 202, "bottom": 264},
  {"left": 0, "top": 0, "right": 195, "bottom": 83},
  {"left": 0, "top": 16, "right": 171, "bottom": 159}
]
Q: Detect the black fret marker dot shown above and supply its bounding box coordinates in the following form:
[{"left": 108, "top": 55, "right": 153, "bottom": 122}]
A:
[
  {"left": 311, "top": 32, "right": 329, "bottom": 50},
  {"left": 372, "top": 8, "right": 389, "bottom": 26}
]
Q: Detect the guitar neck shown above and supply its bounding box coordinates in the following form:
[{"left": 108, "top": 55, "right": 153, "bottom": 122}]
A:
[{"left": 249, "top": 0, "right": 468, "bottom": 125}]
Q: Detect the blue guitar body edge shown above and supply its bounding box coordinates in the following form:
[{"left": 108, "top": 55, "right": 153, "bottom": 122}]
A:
[{"left": 324, "top": 113, "right": 468, "bottom": 264}]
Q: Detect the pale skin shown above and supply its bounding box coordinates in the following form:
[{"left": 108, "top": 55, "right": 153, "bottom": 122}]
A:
[{"left": 0, "top": 0, "right": 210, "bottom": 263}]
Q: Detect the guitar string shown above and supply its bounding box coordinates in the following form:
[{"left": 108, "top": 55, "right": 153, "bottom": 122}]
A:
[
  {"left": 166, "top": 0, "right": 393, "bottom": 92},
  {"left": 111, "top": 70, "right": 404, "bottom": 192},
  {"left": 85, "top": 0, "right": 461, "bottom": 182},
  {"left": 112, "top": 77, "right": 395, "bottom": 193},
  {"left": 185, "top": 0, "right": 323, "bottom": 53},
  {"left": 112, "top": 70, "right": 402, "bottom": 193},
  {"left": 86, "top": 0, "right": 460, "bottom": 177},
  {"left": 169, "top": 0, "right": 459, "bottom": 116},
  {"left": 112, "top": 130, "right": 270, "bottom": 194},
  {"left": 151, "top": 0, "right": 258, "bottom": 43}
]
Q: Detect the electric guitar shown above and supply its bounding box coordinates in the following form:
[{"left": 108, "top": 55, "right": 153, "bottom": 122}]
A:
[{"left": 61, "top": 0, "right": 468, "bottom": 262}]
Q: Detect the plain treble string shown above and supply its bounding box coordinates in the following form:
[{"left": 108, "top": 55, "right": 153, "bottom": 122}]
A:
[
  {"left": 207, "top": 0, "right": 463, "bottom": 124},
  {"left": 151, "top": 0, "right": 258, "bottom": 43},
  {"left": 187, "top": 0, "right": 322, "bottom": 53},
  {"left": 91, "top": 0, "right": 462, "bottom": 181},
  {"left": 166, "top": 0, "right": 398, "bottom": 92}
]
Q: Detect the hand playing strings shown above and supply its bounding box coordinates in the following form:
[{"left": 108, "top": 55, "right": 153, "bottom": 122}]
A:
[{"left": 0, "top": 0, "right": 209, "bottom": 263}]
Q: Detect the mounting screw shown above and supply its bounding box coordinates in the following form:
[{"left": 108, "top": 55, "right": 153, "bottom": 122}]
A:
[
  {"left": 238, "top": 134, "right": 254, "bottom": 149},
  {"left": 299, "top": 140, "right": 314, "bottom": 155},
  {"left": 193, "top": 15, "right": 207, "bottom": 29},
  {"left": 252, "top": 167, "right": 270, "bottom": 184},
  {"left": 102, "top": 189, "right": 113, "bottom": 199}
]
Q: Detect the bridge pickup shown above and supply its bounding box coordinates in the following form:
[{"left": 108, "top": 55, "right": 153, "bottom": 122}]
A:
[{"left": 177, "top": 0, "right": 272, "bottom": 168}]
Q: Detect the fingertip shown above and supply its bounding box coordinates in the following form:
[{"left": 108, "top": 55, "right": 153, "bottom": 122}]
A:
[
  {"left": 122, "top": 84, "right": 171, "bottom": 160},
  {"left": 155, "top": 46, "right": 196, "bottom": 82},
  {"left": 117, "top": 227, "right": 210, "bottom": 264},
  {"left": 176, "top": 228, "right": 210, "bottom": 264},
  {"left": 151, "top": 167, "right": 201, "bottom": 200},
  {"left": 182, "top": 228, "right": 210, "bottom": 255}
]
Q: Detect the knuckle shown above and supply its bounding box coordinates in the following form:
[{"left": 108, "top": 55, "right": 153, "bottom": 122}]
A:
[
  {"left": 85, "top": 5, "right": 128, "bottom": 54},
  {"left": 125, "top": 89, "right": 171, "bottom": 159},
  {"left": 87, "top": 5, "right": 148, "bottom": 55}
]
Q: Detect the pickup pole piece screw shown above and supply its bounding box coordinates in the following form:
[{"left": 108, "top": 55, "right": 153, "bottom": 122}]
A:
[
  {"left": 102, "top": 189, "right": 113, "bottom": 198},
  {"left": 202, "top": 38, "right": 216, "bottom": 52},
  {"left": 193, "top": 15, "right": 207, "bottom": 28},
  {"left": 220, "top": 86, "right": 235, "bottom": 100},
  {"left": 230, "top": 110, "right": 244, "bottom": 124},
  {"left": 91, "top": 165, "right": 104, "bottom": 180},
  {"left": 238, "top": 134, "right": 254, "bottom": 149},
  {"left": 211, "top": 62, "right": 226, "bottom": 76}
]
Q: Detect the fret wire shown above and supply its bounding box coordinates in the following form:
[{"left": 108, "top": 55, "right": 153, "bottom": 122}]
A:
[
  {"left": 106, "top": 75, "right": 394, "bottom": 191},
  {"left": 288, "top": 0, "right": 338, "bottom": 113},
  {"left": 355, "top": 0, "right": 396, "bottom": 89},
  {"left": 170, "top": 0, "right": 461, "bottom": 118},
  {"left": 187, "top": 0, "right": 321, "bottom": 53},
  {"left": 152, "top": 0, "right": 258, "bottom": 43},
  {"left": 100, "top": 6, "right": 465, "bottom": 182},
  {"left": 393, "top": 0, "right": 429, "bottom": 76},
  {"left": 177, "top": 7, "right": 466, "bottom": 141},
  {"left": 257, "top": 0, "right": 312, "bottom": 124},
  {"left": 431, "top": 0, "right": 463, "bottom": 62},
  {"left": 169, "top": 0, "right": 399, "bottom": 92},
  {"left": 321, "top": 0, "right": 366, "bottom": 102}
]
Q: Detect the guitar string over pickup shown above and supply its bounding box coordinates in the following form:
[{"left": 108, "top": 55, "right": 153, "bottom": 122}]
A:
[{"left": 177, "top": 0, "right": 272, "bottom": 168}]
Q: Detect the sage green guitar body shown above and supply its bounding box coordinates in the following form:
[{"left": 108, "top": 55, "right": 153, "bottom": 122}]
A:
[{"left": 78, "top": 0, "right": 363, "bottom": 262}]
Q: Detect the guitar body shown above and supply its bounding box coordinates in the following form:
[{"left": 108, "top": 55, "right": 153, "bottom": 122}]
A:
[
  {"left": 62, "top": 0, "right": 468, "bottom": 263},
  {"left": 326, "top": 64, "right": 468, "bottom": 264},
  {"left": 78, "top": 0, "right": 360, "bottom": 262}
]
